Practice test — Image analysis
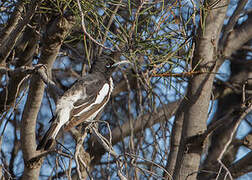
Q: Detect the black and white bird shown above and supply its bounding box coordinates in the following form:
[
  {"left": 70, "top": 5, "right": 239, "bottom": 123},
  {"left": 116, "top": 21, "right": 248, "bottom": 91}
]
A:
[{"left": 36, "top": 56, "right": 130, "bottom": 151}]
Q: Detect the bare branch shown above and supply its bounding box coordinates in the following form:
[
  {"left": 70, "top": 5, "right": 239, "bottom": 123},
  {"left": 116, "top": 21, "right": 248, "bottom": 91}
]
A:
[
  {"left": 20, "top": 14, "right": 75, "bottom": 179},
  {"left": 88, "top": 101, "right": 180, "bottom": 166},
  {"left": 0, "top": 0, "right": 39, "bottom": 64},
  {"left": 0, "top": 0, "right": 25, "bottom": 45},
  {"left": 76, "top": 0, "right": 115, "bottom": 52},
  {"left": 223, "top": 13, "right": 252, "bottom": 57},
  {"left": 221, "top": 0, "right": 248, "bottom": 46}
]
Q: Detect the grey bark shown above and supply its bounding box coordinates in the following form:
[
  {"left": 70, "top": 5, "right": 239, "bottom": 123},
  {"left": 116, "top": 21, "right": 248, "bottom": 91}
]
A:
[
  {"left": 171, "top": 0, "right": 229, "bottom": 179},
  {"left": 0, "top": 0, "right": 25, "bottom": 46},
  {"left": 20, "top": 15, "right": 75, "bottom": 179},
  {"left": 0, "top": 0, "right": 39, "bottom": 65},
  {"left": 0, "top": 23, "right": 40, "bottom": 114}
]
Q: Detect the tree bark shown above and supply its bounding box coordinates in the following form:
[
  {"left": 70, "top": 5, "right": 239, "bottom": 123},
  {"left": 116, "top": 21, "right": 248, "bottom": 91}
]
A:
[
  {"left": 0, "top": 23, "right": 40, "bottom": 114},
  {"left": 20, "top": 15, "right": 75, "bottom": 179},
  {"left": 198, "top": 51, "right": 252, "bottom": 179},
  {"left": 172, "top": 0, "right": 229, "bottom": 179},
  {"left": 0, "top": 0, "right": 25, "bottom": 46},
  {"left": 0, "top": 0, "right": 39, "bottom": 65}
]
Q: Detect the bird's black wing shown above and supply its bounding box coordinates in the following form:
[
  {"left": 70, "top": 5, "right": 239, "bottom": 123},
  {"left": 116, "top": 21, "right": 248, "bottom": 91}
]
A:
[
  {"left": 63, "top": 74, "right": 111, "bottom": 130},
  {"left": 37, "top": 74, "right": 106, "bottom": 150}
]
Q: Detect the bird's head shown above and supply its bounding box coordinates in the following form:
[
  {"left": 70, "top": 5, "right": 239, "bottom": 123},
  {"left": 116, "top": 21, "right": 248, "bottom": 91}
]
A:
[{"left": 90, "top": 56, "right": 131, "bottom": 78}]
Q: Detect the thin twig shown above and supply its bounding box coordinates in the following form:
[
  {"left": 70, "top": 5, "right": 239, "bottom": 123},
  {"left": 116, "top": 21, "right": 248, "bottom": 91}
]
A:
[
  {"left": 98, "top": 0, "right": 123, "bottom": 55},
  {"left": 67, "top": 158, "right": 73, "bottom": 180},
  {"left": 216, "top": 82, "right": 252, "bottom": 179},
  {"left": 125, "top": 152, "right": 173, "bottom": 179},
  {"left": 73, "top": 128, "right": 93, "bottom": 180},
  {"left": 76, "top": 0, "right": 114, "bottom": 51},
  {"left": 91, "top": 126, "right": 127, "bottom": 180}
]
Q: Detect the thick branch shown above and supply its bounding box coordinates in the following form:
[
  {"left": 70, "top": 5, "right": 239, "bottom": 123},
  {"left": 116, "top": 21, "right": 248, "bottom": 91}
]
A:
[
  {"left": 0, "top": 17, "right": 41, "bottom": 115},
  {"left": 0, "top": 0, "right": 25, "bottom": 45},
  {"left": 165, "top": 100, "right": 185, "bottom": 177},
  {"left": 229, "top": 151, "right": 252, "bottom": 178},
  {"left": 198, "top": 54, "right": 252, "bottom": 179},
  {"left": 20, "top": 15, "right": 75, "bottom": 179},
  {"left": 172, "top": 1, "right": 229, "bottom": 179},
  {"left": 223, "top": 13, "right": 252, "bottom": 57},
  {"left": 0, "top": 0, "right": 39, "bottom": 65},
  {"left": 221, "top": 0, "right": 248, "bottom": 46}
]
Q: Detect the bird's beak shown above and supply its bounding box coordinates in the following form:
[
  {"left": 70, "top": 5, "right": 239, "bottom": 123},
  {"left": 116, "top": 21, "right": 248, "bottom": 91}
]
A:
[{"left": 112, "top": 60, "right": 132, "bottom": 67}]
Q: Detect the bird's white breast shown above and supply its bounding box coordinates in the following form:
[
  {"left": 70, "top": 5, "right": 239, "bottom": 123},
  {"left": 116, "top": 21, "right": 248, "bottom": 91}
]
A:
[{"left": 55, "top": 90, "right": 83, "bottom": 125}]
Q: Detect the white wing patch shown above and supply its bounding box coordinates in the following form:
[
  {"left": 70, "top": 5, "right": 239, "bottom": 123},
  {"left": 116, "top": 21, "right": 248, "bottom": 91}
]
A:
[
  {"left": 109, "top": 77, "right": 114, "bottom": 92},
  {"left": 74, "top": 83, "right": 110, "bottom": 117},
  {"left": 53, "top": 90, "right": 83, "bottom": 136},
  {"left": 52, "top": 106, "right": 72, "bottom": 138},
  {"left": 96, "top": 83, "right": 110, "bottom": 103}
]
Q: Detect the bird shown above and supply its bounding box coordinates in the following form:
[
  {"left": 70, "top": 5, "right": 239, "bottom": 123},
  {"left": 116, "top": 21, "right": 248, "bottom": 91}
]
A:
[{"left": 36, "top": 56, "right": 130, "bottom": 151}]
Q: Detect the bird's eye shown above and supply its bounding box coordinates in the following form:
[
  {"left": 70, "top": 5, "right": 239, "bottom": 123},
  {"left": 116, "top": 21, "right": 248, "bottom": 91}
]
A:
[{"left": 106, "top": 63, "right": 111, "bottom": 68}]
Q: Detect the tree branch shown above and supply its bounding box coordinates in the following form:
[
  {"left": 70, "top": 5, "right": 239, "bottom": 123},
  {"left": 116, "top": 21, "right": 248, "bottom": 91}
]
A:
[
  {"left": 88, "top": 101, "right": 181, "bottom": 166},
  {"left": 172, "top": 0, "right": 229, "bottom": 179},
  {"left": 0, "top": 0, "right": 25, "bottom": 46},
  {"left": 20, "top": 14, "right": 75, "bottom": 179},
  {"left": 221, "top": 0, "right": 248, "bottom": 46},
  {"left": 0, "top": 0, "right": 39, "bottom": 65},
  {"left": 223, "top": 13, "right": 252, "bottom": 57},
  {"left": 229, "top": 151, "right": 252, "bottom": 178}
]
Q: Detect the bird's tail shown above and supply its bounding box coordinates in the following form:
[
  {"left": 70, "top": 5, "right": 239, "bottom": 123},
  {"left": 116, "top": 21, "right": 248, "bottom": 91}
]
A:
[{"left": 36, "top": 122, "right": 59, "bottom": 151}]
